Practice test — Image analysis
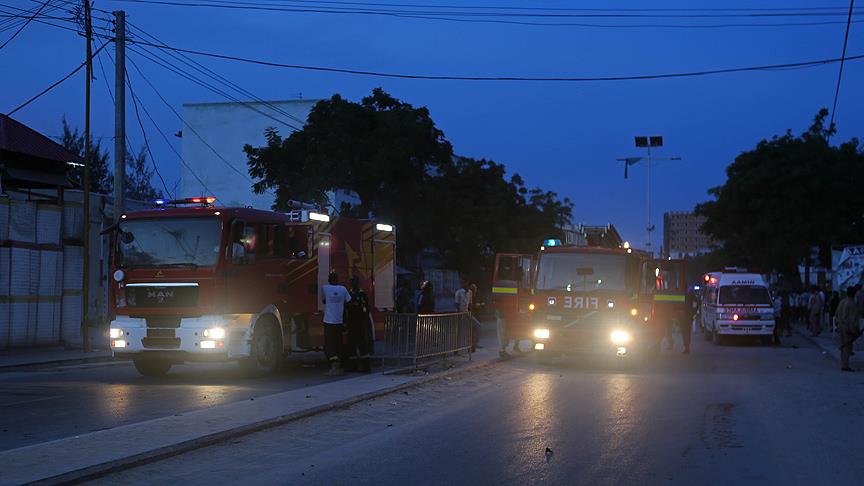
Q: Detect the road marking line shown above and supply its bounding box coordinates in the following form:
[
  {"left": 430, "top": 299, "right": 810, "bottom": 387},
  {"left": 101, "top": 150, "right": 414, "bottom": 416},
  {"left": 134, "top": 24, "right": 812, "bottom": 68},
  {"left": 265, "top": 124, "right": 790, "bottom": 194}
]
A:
[{"left": 0, "top": 396, "right": 63, "bottom": 408}]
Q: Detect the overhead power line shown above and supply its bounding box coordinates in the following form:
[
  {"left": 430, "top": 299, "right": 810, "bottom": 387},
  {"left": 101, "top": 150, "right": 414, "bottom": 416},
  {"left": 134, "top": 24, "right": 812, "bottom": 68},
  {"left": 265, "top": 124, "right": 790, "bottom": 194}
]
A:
[
  {"left": 126, "top": 20, "right": 306, "bottom": 126},
  {"left": 829, "top": 0, "right": 856, "bottom": 131},
  {"left": 128, "top": 38, "right": 864, "bottom": 82},
  {"left": 165, "top": 0, "right": 864, "bottom": 12},
  {"left": 124, "top": 58, "right": 219, "bottom": 199},
  {"left": 114, "top": 0, "right": 864, "bottom": 18},
  {"left": 0, "top": 0, "right": 51, "bottom": 49},
  {"left": 125, "top": 54, "right": 259, "bottom": 195},
  {"left": 6, "top": 37, "right": 111, "bottom": 115}
]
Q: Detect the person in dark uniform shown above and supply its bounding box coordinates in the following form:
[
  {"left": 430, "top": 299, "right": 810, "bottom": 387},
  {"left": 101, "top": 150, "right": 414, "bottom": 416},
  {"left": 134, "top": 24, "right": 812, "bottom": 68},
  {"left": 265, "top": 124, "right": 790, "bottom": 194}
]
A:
[
  {"left": 344, "top": 276, "right": 374, "bottom": 372},
  {"left": 681, "top": 289, "right": 697, "bottom": 354}
]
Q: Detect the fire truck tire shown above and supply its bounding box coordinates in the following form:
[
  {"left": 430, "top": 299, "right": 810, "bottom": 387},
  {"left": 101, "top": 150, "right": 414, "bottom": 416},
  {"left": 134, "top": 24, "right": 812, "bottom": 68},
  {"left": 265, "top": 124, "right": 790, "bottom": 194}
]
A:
[
  {"left": 133, "top": 358, "right": 172, "bottom": 377},
  {"left": 711, "top": 326, "right": 723, "bottom": 345},
  {"left": 243, "top": 318, "right": 283, "bottom": 376},
  {"left": 703, "top": 324, "right": 712, "bottom": 341}
]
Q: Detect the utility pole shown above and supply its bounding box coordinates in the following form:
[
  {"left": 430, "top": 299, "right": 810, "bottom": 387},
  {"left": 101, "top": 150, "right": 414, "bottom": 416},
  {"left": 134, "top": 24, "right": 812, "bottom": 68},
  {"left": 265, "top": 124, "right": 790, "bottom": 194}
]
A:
[
  {"left": 113, "top": 10, "right": 126, "bottom": 220},
  {"left": 82, "top": 0, "right": 92, "bottom": 352}
]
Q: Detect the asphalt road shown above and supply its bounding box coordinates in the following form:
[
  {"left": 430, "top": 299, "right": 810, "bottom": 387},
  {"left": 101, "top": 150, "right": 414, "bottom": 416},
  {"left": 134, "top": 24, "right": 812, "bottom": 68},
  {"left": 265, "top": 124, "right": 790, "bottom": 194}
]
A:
[
  {"left": 0, "top": 354, "right": 353, "bottom": 452},
  {"left": 93, "top": 331, "right": 864, "bottom": 485}
]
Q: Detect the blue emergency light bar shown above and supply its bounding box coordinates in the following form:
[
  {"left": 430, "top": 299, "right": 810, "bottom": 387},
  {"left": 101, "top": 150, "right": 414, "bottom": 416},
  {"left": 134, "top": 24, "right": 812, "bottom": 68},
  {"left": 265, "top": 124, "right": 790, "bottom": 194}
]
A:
[
  {"left": 543, "top": 239, "right": 562, "bottom": 247},
  {"left": 154, "top": 196, "right": 216, "bottom": 206}
]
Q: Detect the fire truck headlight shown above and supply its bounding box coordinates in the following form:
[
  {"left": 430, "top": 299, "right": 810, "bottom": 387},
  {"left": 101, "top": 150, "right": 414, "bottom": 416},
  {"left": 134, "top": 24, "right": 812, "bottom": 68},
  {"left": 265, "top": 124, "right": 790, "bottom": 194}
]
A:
[
  {"left": 534, "top": 328, "right": 550, "bottom": 339},
  {"left": 200, "top": 340, "right": 217, "bottom": 349},
  {"left": 109, "top": 328, "right": 124, "bottom": 339},
  {"left": 607, "top": 300, "right": 615, "bottom": 309},
  {"left": 630, "top": 308, "right": 639, "bottom": 317},
  {"left": 203, "top": 328, "right": 226, "bottom": 339},
  {"left": 610, "top": 330, "right": 631, "bottom": 345},
  {"left": 528, "top": 303, "right": 536, "bottom": 311},
  {"left": 111, "top": 339, "right": 127, "bottom": 348}
]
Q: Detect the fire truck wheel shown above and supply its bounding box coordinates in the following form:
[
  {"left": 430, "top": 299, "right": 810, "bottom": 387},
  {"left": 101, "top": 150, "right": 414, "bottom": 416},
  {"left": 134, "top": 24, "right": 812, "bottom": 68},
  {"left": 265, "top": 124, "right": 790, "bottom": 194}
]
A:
[
  {"left": 243, "top": 319, "right": 283, "bottom": 376},
  {"left": 703, "top": 324, "right": 712, "bottom": 341},
  {"left": 133, "top": 358, "right": 172, "bottom": 377}
]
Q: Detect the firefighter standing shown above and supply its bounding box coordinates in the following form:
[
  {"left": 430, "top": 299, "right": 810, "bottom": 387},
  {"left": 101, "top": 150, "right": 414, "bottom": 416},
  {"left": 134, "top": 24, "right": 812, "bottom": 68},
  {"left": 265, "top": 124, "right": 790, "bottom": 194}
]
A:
[
  {"left": 322, "top": 272, "right": 352, "bottom": 376},
  {"left": 345, "top": 276, "right": 374, "bottom": 372},
  {"left": 681, "top": 289, "right": 696, "bottom": 354}
]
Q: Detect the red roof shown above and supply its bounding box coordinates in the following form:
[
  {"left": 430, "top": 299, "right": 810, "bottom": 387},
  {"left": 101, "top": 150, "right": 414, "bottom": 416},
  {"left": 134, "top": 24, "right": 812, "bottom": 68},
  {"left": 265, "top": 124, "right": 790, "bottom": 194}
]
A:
[{"left": 0, "top": 114, "right": 82, "bottom": 164}]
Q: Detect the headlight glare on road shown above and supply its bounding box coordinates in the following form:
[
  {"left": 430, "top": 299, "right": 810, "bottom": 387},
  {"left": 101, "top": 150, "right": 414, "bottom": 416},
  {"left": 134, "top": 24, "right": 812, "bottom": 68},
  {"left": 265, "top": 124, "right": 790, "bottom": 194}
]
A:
[
  {"left": 610, "top": 330, "right": 631, "bottom": 345},
  {"left": 533, "top": 328, "right": 550, "bottom": 339},
  {"left": 203, "top": 327, "right": 226, "bottom": 339},
  {"left": 109, "top": 328, "right": 123, "bottom": 339}
]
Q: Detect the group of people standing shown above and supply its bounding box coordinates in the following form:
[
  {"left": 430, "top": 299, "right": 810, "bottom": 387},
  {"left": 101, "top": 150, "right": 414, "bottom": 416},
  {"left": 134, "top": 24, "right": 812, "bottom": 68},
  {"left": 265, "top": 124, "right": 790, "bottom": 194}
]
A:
[
  {"left": 775, "top": 284, "right": 864, "bottom": 371},
  {"left": 321, "top": 272, "right": 375, "bottom": 376}
]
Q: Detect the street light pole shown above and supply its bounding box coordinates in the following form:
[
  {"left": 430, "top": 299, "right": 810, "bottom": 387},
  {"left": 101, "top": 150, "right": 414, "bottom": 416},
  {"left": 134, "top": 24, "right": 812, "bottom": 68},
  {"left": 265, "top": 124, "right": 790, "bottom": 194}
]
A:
[{"left": 616, "top": 136, "right": 681, "bottom": 256}]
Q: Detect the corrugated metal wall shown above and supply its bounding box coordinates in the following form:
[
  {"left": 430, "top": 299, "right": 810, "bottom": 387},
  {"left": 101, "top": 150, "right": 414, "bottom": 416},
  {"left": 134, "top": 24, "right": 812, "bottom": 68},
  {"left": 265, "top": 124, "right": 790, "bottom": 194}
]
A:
[{"left": 1, "top": 194, "right": 152, "bottom": 349}]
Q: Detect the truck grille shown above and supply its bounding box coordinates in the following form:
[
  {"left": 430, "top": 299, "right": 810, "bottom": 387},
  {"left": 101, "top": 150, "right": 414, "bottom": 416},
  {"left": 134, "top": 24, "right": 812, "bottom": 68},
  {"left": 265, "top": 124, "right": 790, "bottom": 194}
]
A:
[
  {"left": 126, "top": 285, "right": 198, "bottom": 308},
  {"left": 142, "top": 337, "right": 181, "bottom": 349},
  {"left": 146, "top": 316, "right": 182, "bottom": 328}
]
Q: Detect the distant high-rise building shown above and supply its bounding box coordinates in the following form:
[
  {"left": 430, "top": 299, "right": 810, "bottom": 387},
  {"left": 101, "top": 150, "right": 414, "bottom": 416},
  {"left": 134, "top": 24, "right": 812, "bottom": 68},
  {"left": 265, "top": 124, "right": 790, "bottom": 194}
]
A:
[{"left": 663, "top": 211, "right": 716, "bottom": 258}]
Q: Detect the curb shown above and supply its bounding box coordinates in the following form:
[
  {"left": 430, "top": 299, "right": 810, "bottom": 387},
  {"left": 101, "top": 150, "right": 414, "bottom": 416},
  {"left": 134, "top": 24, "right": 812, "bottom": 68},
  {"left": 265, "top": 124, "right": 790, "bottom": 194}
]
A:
[
  {"left": 32, "top": 355, "right": 507, "bottom": 485},
  {"left": 792, "top": 326, "right": 840, "bottom": 362},
  {"left": 0, "top": 355, "right": 115, "bottom": 373}
]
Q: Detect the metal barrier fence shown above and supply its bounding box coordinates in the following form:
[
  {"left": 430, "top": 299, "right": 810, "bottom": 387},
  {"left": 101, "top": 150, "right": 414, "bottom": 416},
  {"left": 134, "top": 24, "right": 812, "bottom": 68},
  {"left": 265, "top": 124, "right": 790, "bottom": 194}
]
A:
[{"left": 383, "top": 312, "right": 473, "bottom": 370}]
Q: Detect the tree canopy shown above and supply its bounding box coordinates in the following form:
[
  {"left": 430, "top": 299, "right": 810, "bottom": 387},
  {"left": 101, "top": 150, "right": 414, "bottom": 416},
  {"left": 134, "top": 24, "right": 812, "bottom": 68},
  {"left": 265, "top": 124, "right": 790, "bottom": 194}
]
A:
[
  {"left": 696, "top": 109, "right": 864, "bottom": 274},
  {"left": 61, "top": 118, "right": 162, "bottom": 201},
  {"left": 246, "top": 88, "right": 572, "bottom": 279}
]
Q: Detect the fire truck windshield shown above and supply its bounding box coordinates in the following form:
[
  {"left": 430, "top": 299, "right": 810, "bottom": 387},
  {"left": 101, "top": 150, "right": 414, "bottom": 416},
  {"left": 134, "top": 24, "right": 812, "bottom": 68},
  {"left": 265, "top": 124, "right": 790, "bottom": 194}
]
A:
[
  {"left": 117, "top": 217, "right": 222, "bottom": 268},
  {"left": 536, "top": 253, "right": 627, "bottom": 292}
]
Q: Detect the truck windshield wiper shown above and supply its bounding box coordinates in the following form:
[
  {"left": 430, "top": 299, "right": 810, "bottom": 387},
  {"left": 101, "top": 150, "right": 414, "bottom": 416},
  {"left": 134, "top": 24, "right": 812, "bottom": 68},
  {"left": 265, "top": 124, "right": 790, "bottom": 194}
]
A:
[{"left": 161, "top": 262, "right": 200, "bottom": 269}]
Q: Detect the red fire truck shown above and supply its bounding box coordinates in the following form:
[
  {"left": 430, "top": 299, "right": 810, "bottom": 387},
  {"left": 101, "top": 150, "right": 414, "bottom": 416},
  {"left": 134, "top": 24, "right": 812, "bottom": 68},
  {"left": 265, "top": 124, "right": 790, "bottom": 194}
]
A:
[
  {"left": 107, "top": 199, "right": 396, "bottom": 376},
  {"left": 492, "top": 242, "right": 685, "bottom": 364}
]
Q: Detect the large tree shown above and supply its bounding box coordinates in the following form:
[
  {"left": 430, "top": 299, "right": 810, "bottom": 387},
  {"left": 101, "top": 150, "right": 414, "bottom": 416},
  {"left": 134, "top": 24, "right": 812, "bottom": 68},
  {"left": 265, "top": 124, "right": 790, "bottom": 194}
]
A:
[
  {"left": 245, "top": 88, "right": 572, "bottom": 279},
  {"left": 696, "top": 109, "right": 864, "bottom": 275},
  {"left": 61, "top": 119, "right": 162, "bottom": 201}
]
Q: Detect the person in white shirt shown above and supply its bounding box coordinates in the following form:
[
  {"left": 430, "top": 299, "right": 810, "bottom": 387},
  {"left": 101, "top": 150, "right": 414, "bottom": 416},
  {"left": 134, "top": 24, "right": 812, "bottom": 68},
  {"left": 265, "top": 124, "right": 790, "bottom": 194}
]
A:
[
  {"left": 322, "top": 272, "right": 352, "bottom": 376},
  {"left": 454, "top": 281, "right": 470, "bottom": 312}
]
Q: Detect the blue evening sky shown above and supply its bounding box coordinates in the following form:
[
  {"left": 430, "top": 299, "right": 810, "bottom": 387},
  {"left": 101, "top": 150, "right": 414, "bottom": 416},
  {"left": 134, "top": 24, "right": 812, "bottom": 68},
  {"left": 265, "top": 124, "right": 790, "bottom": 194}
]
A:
[{"left": 2, "top": 0, "right": 862, "bottom": 249}]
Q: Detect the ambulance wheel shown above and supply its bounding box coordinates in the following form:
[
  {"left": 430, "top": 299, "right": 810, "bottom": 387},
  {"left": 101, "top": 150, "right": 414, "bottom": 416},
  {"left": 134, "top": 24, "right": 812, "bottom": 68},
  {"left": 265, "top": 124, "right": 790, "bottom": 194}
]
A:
[
  {"left": 243, "top": 319, "right": 283, "bottom": 376},
  {"left": 712, "top": 327, "right": 723, "bottom": 345},
  {"left": 133, "top": 358, "right": 171, "bottom": 377}
]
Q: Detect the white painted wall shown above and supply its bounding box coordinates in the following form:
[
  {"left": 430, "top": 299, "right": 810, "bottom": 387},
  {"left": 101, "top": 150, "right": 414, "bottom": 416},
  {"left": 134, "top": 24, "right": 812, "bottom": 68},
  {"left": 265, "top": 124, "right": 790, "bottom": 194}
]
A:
[{"left": 180, "top": 100, "right": 318, "bottom": 209}]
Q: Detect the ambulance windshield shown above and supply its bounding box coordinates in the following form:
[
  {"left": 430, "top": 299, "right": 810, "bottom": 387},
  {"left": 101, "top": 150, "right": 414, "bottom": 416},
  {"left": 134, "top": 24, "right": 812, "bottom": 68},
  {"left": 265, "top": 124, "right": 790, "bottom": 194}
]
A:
[
  {"left": 718, "top": 285, "right": 771, "bottom": 305},
  {"left": 536, "top": 253, "right": 627, "bottom": 291},
  {"left": 117, "top": 217, "right": 222, "bottom": 268}
]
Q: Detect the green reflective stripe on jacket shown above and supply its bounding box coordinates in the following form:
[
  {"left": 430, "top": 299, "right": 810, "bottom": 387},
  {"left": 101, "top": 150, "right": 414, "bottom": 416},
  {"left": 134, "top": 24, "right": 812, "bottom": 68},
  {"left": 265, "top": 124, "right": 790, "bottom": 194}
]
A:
[{"left": 492, "top": 287, "right": 518, "bottom": 295}]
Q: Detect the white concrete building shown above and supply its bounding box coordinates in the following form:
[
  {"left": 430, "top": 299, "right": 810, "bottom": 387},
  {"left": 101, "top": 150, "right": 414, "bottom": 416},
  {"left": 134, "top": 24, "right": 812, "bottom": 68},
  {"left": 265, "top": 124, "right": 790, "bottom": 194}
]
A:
[{"left": 180, "top": 100, "right": 319, "bottom": 209}]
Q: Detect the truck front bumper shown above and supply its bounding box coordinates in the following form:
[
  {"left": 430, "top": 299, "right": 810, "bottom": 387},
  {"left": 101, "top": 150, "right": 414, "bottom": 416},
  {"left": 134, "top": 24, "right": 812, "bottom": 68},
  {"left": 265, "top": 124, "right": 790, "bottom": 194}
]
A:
[
  {"left": 108, "top": 315, "right": 254, "bottom": 361},
  {"left": 715, "top": 319, "right": 774, "bottom": 336}
]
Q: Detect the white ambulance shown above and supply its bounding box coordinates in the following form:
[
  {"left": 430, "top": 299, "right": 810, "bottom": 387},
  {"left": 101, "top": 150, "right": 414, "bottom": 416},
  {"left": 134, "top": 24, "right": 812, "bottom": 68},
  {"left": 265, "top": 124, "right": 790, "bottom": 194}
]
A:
[{"left": 700, "top": 269, "right": 775, "bottom": 345}]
